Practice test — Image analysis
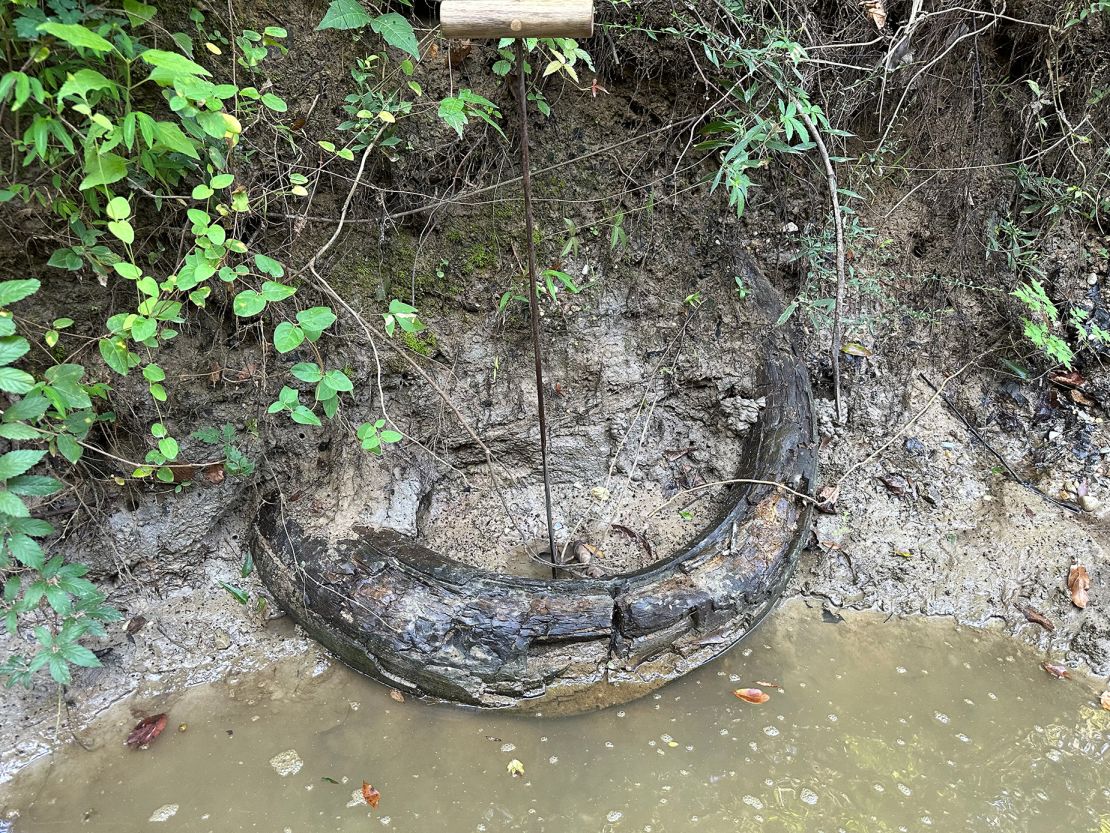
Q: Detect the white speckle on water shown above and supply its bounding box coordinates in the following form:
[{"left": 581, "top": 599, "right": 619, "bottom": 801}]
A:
[
  {"left": 800, "top": 788, "right": 818, "bottom": 805},
  {"left": 148, "top": 804, "right": 178, "bottom": 823},
  {"left": 549, "top": 756, "right": 558, "bottom": 764},
  {"left": 896, "top": 666, "right": 907, "bottom": 674},
  {"left": 500, "top": 743, "right": 516, "bottom": 753},
  {"left": 763, "top": 726, "right": 779, "bottom": 737},
  {"left": 897, "top": 783, "right": 912, "bottom": 796},
  {"left": 742, "top": 795, "right": 764, "bottom": 810},
  {"left": 607, "top": 810, "right": 623, "bottom": 822},
  {"left": 269, "top": 749, "right": 303, "bottom": 777},
  {"left": 934, "top": 712, "right": 950, "bottom": 724}
]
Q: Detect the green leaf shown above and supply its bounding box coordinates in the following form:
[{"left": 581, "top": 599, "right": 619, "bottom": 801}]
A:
[
  {"left": 158, "top": 437, "right": 179, "bottom": 460},
  {"left": 0, "top": 424, "right": 41, "bottom": 441},
  {"left": 210, "top": 173, "right": 234, "bottom": 189},
  {"left": 260, "top": 281, "right": 296, "bottom": 302},
  {"left": 232, "top": 290, "right": 266, "bottom": 317},
  {"left": 0, "top": 450, "right": 46, "bottom": 480},
  {"left": 254, "top": 253, "right": 284, "bottom": 278},
  {"left": 106, "top": 196, "right": 131, "bottom": 220},
  {"left": 316, "top": 0, "right": 373, "bottom": 31},
  {"left": 153, "top": 121, "right": 201, "bottom": 159},
  {"left": 142, "top": 364, "right": 166, "bottom": 383},
  {"left": 0, "top": 336, "right": 30, "bottom": 366},
  {"left": 290, "top": 405, "right": 322, "bottom": 426},
  {"left": 290, "top": 362, "right": 322, "bottom": 383},
  {"left": 79, "top": 153, "right": 127, "bottom": 190},
  {"left": 324, "top": 369, "right": 353, "bottom": 392},
  {"left": 220, "top": 581, "right": 250, "bottom": 604},
  {"left": 192, "top": 183, "right": 214, "bottom": 200},
  {"left": 56, "top": 433, "right": 82, "bottom": 464},
  {"left": 379, "top": 430, "right": 403, "bottom": 443},
  {"left": 0, "top": 367, "right": 35, "bottom": 394},
  {"left": 59, "top": 643, "right": 101, "bottom": 668},
  {"left": 371, "top": 13, "right": 420, "bottom": 59},
  {"left": 6, "top": 475, "right": 62, "bottom": 496},
  {"left": 8, "top": 533, "right": 44, "bottom": 569},
  {"left": 0, "top": 279, "right": 40, "bottom": 306},
  {"left": 273, "top": 323, "right": 305, "bottom": 353},
  {"left": 98, "top": 337, "right": 131, "bottom": 376},
  {"left": 47, "top": 249, "right": 82, "bottom": 271},
  {"left": 139, "top": 48, "right": 212, "bottom": 78},
  {"left": 113, "top": 262, "right": 141, "bottom": 279},
  {"left": 107, "top": 220, "right": 134, "bottom": 244},
  {"left": 37, "top": 22, "right": 115, "bottom": 53},
  {"left": 261, "top": 93, "right": 287, "bottom": 112},
  {"left": 296, "top": 307, "right": 336, "bottom": 335},
  {"left": 0, "top": 491, "right": 29, "bottom": 518}
]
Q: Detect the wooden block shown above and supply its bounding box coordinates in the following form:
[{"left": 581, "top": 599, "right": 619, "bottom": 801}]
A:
[{"left": 440, "top": 0, "right": 593, "bottom": 39}]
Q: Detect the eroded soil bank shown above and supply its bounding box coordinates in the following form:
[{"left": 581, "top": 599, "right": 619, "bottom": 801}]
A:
[{"left": 2, "top": 0, "right": 1110, "bottom": 786}]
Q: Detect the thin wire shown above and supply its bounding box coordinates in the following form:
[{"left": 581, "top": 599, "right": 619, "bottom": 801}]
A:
[{"left": 515, "top": 39, "right": 559, "bottom": 577}]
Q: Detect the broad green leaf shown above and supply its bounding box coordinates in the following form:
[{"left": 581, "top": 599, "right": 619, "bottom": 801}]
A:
[
  {"left": 210, "top": 173, "right": 234, "bottom": 189},
  {"left": 139, "top": 48, "right": 211, "bottom": 78},
  {"left": 379, "top": 430, "right": 403, "bottom": 443},
  {"left": 6, "top": 475, "right": 62, "bottom": 496},
  {"left": 158, "top": 437, "right": 179, "bottom": 460},
  {"left": 0, "top": 491, "right": 29, "bottom": 518},
  {"left": 232, "top": 290, "right": 266, "bottom": 317},
  {"left": 315, "top": 0, "right": 372, "bottom": 31},
  {"left": 37, "top": 22, "right": 114, "bottom": 53},
  {"left": 371, "top": 12, "right": 419, "bottom": 59},
  {"left": 254, "top": 253, "right": 284, "bottom": 277},
  {"left": 79, "top": 152, "right": 127, "bottom": 190},
  {"left": 0, "top": 336, "right": 30, "bottom": 366},
  {"left": 0, "top": 424, "right": 40, "bottom": 441},
  {"left": 0, "top": 449, "right": 46, "bottom": 480},
  {"left": 0, "top": 367, "right": 35, "bottom": 394},
  {"left": 98, "top": 337, "right": 131, "bottom": 375},
  {"left": 273, "top": 323, "right": 304, "bottom": 353},
  {"left": 8, "top": 533, "right": 44, "bottom": 569},
  {"left": 153, "top": 121, "right": 201, "bottom": 159},
  {"left": 296, "top": 307, "right": 336, "bottom": 334},
  {"left": 290, "top": 362, "right": 323, "bottom": 383},
  {"left": 290, "top": 405, "right": 322, "bottom": 426},
  {"left": 107, "top": 220, "right": 134, "bottom": 244},
  {"left": 260, "top": 280, "right": 295, "bottom": 301},
  {"left": 324, "top": 369, "right": 353, "bottom": 392},
  {"left": 56, "top": 433, "right": 82, "bottom": 464},
  {"left": 47, "top": 249, "right": 82, "bottom": 271},
  {"left": 261, "top": 93, "right": 287, "bottom": 112},
  {"left": 106, "top": 196, "right": 130, "bottom": 220},
  {"left": 192, "top": 184, "right": 213, "bottom": 200},
  {"left": 56, "top": 68, "right": 118, "bottom": 104},
  {"left": 0, "top": 279, "right": 39, "bottom": 306}
]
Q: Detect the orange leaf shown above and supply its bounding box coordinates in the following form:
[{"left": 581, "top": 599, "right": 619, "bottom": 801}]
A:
[
  {"left": 733, "top": 688, "right": 770, "bottom": 704},
  {"left": 362, "top": 782, "right": 381, "bottom": 808},
  {"left": 389, "top": 689, "right": 405, "bottom": 703},
  {"left": 1100, "top": 691, "right": 1110, "bottom": 711},
  {"left": 1068, "top": 564, "right": 1091, "bottom": 609},
  {"left": 1041, "top": 661, "right": 1070, "bottom": 680},
  {"left": 125, "top": 713, "right": 168, "bottom": 748}
]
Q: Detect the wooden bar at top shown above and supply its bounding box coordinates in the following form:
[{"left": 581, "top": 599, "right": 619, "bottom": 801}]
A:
[{"left": 440, "top": 0, "right": 594, "bottom": 39}]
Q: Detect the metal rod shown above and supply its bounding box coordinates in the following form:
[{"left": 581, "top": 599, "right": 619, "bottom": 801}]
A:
[{"left": 515, "top": 38, "right": 559, "bottom": 578}]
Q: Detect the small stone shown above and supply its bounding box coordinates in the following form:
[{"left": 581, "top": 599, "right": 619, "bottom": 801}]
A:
[
  {"left": 782, "top": 222, "right": 799, "bottom": 234},
  {"left": 1079, "top": 495, "right": 1099, "bottom": 512},
  {"left": 1088, "top": 273, "right": 1099, "bottom": 286}
]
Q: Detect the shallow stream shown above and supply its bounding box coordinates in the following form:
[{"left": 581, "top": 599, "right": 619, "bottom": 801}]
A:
[{"left": 4, "top": 600, "right": 1109, "bottom": 832}]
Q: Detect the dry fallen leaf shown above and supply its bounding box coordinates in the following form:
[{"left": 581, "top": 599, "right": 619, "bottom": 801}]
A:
[
  {"left": 389, "top": 689, "right": 405, "bottom": 703},
  {"left": 860, "top": 0, "right": 887, "bottom": 28},
  {"left": 1100, "top": 691, "right": 1110, "bottom": 711},
  {"left": 755, "top": 680, "right": 783, "bottom": 689},
  {"left": 879, "top": 472, "right": 911, "bottom": 496},
  {"left": 733, "top": 688, "right": 770, "bottom": 704},
  {"left": 1049, "top": 370, "right": 1086, "bottom": 389},
  {"left": 126, "top": 713, "right": 168, "bottom": 748},
  {"left": 1041, "top": 661, "right": 1070, "bottom": 680},
  {"left": 1068, "top": 563, "right": 1091, "bottom": 609},
  {"left": 361, "top": 782, "right": 381, "bottom": 808},
  {"left": 1016, "top": 604, "right": 1055, "bottom": 632},
  {"left": 816, "top": 484, "right": 840, "bottom": 514}
]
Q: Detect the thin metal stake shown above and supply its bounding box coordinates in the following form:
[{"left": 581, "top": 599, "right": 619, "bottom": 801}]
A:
[{"left": 515, "top": 38, "right": 559, "bottom": 577}]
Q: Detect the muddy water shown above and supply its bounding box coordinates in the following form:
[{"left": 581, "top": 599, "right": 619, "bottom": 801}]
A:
[{"left": 4, "top": 601, "right": 1110, "bottom": 833}]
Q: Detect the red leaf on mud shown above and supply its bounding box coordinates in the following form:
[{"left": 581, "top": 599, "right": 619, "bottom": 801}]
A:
[
  {"left": 1041, "top": 662, "right": 1070, "bottom": 680},
  {"left": 126, "top": 713, "right": 168, "bottom": 748},
  {"left": 1068, "top": 564, "right": 1091, "bottom": 609},
  {"left": 1016, "top": 604, "right": 1055, "bottom": 632},
  {"left": 362, "top": 783, "right": 381, "bottom": 808},
  {"left": 733, "top": 688, "right": 770, "bottom": 704}
]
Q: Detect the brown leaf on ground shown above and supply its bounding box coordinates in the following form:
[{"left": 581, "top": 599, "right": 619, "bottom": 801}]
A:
[
  {"left": 124, "top": 615, "right": 148, "bottom": 637},
  {"left": 1068, "top": 564, "right": 1091, "bottom": 609},
  {"left": 203, "top": 463, "right": 225, "bottom": 484},
  {"left": 733, "top": 688, "right": 770, "bottom": 704},
  {"left": 1016, "top": 604, "right": 1055, "bottom": 632},
  {"left": 1041, "top": 662, "right": 1070, "bottom": 680},
  {"left": 1070, "top": 388, "right": 1097, "bottom": 407},
  {"left": 362, "top": 783, "right": 381, "bottom": 808},
  {"left": 389, "top": 689, "right": 405, "bottom": 703},
  {"left": 125, "top": 713, "right": 168, "bottom": 748},
  {"left": 841, "top": 342, "right": 874, "bottom": 357},
  {"left": 447, "top": 40, "right": 472, "bottom": 70},
  {"left": 879, "top": 473, "right": 910, "bottom": 496},
  {"left": 1100, "top": 691, "right": 1110, "bottom": 711},
  {"left": 1049, "top": 370, "right": 1086, "bottom": 389},
  {"left": 816, "top": 484, "right": 840, "bottom": 514}
]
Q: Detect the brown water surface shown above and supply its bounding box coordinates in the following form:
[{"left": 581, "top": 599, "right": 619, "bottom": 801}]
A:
[{"left": 4, "top": 600, "right": 1109, "bottom": 832}]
